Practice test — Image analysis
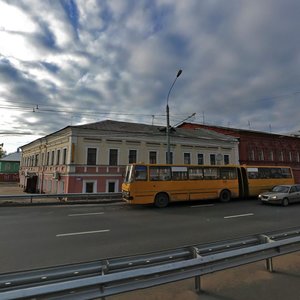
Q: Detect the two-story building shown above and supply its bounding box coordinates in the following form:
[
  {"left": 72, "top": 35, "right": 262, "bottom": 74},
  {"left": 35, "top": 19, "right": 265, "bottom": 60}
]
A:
[
  {"left": 179, "top": 123, "right": 300, "bottom": 183},
  {"left": 19, "top": 120, "right": 239, "bottom": 194}
]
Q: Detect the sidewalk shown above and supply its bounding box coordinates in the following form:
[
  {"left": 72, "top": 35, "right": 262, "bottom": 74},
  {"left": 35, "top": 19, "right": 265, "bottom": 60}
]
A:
[
  {"left": 0, "top": 182, "right": 26, "bottom": 195},
  {"left": 0, "top": 182, "right": 123, "bottom": 205},
  {"left": 110, "top": 252, "right": 300, "bottom": 300}
]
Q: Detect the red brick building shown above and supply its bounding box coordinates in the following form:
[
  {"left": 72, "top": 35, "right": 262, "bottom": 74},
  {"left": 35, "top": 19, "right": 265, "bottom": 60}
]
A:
[{"left": 179, "top": 123, "right": 300, "bottom": 183}]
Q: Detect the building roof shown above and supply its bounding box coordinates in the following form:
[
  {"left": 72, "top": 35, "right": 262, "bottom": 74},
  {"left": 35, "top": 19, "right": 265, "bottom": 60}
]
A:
[
  {"left": 73, "top": 120, "right": 237, "bottom": 142},
  {"left": 0, "top": 152, "right": 21, "bottom": 162},
  {"left": 20, "top": 119, "right": 238, "bottom": 149},
  {"left": 179, "top": 122, "right": 300, "bottom": 139}
]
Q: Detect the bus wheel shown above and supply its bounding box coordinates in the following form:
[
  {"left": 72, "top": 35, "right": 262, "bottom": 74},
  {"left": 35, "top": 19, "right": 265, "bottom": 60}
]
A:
[
  {"left": 154, "top": 193, "right": 169, "bottom": 208},
  {"left": 220, "top": 190, "right": 231, "bottom": 202}
]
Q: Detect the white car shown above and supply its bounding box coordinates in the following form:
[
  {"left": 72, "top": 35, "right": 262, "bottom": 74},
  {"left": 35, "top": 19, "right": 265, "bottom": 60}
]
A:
[{"left": 258, "top": 184, "right": 300, "bottom": 206}]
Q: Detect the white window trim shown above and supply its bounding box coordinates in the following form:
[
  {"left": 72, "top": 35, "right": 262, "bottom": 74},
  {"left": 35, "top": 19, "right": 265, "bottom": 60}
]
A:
[
  {"left": 106, "top": 179, "right": 119, "bottom": 192},
  {"left": 128, "top": 149, "right": 138, "bottom": 164},
  {"left": 210, "top": 153, "right": 216, "bottom": 165},
  {"left": 197, "top": 153, "right": 204, "bottom": 165},
  {"left": 148, "top": 150, "right": 158, "bottom": 164},
  {"left": 82, "top": 180, "right": 97, "bottom": 193},
  {"left": 183, "top": 152, "right": 191, "bottom": 164},
  {"left": 86, "top": 146, "right": 99, "bottom": 165},
  {"left": 108, "top": 148, "right": 120, "bottom": 166}
]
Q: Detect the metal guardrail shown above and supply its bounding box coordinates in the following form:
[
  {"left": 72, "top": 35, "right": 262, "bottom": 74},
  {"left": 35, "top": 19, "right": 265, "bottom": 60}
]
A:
[
  {"left": 0, "top": 192, "right": 122, "bottom": 204},
  {"left": 0, "top": 227, "right": 300, "bottom": 299}
]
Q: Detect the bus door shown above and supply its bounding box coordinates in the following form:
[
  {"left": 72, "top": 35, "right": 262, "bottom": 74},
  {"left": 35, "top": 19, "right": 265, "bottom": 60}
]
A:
[{"left": 238, "top": 167, "right": 249, "bottom": 198}]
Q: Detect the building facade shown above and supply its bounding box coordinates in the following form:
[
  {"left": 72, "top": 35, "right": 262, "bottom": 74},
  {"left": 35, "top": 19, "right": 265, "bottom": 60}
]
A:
[
  {"left": 19, "top": 120, "right": 239, "bottom": 194},
  {"left": 179, "top": 123, "right": 300, "bottom": 183},
  {"left": 0, "top": 152, "right": 20, "bottom": 182}
]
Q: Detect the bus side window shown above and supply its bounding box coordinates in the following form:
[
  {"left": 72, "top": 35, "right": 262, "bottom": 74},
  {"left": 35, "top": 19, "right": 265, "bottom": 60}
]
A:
[
  {"left": 220, "top": 168, "right": 237, "bottom": 180},
  {"left": 172, "top": 171, "right": 188, "bottom": 180},
  {"left": 150, "top": 166, "right": 171, "bottom": 181},
  {"left": 270, "top": 168, "right": 282, "bottom": 178},
  {"left": 188, "top": 167, "right": 204, "bottom": 180},
  {"left": 281, "top": 168, "right": 292, "bottom": 178},
  {"left": 203, "top": 167, "right": 219, "bottom": 180},
  {"left": 135, "top": 166, "right": 147, "bottom": 181}
]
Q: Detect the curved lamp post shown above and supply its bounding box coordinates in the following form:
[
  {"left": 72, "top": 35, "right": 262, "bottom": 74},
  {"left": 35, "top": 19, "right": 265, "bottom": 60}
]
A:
[{"left": 166, "top": 69, "right": 182, "bottom": 164}]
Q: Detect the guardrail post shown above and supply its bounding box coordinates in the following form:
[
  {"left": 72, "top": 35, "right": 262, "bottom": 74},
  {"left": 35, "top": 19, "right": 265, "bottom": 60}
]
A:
[
  {"left": 266, "top": 258, "right": 273, "bottom": 272},
  {"left": 100, "top": 260, "right": 109, "bottom": 300},
  {"left": 259, "top": 234, "right": 275, "bottom": 272},
  {"left": 190, "top": 247, "right": 202, "bottom": 293}
]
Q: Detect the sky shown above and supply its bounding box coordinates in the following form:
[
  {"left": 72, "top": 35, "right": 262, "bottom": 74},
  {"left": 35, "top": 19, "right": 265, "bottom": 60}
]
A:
[{"left": 1, "top": 0, "right": 300, "bottom": 154}]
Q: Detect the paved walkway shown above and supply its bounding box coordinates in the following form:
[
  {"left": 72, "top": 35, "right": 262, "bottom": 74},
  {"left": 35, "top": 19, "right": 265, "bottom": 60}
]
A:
[
  {"left": 0, "top": 182, "right": 25, "bottom": 195},
  {"left": 110, "top": 252, "right": 300, "bottom": 300}
]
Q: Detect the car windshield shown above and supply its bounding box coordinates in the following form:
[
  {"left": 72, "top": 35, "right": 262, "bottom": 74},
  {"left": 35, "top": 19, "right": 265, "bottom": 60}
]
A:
[{"left": 271, "top": 185, "right": 290, "bottom": 193}]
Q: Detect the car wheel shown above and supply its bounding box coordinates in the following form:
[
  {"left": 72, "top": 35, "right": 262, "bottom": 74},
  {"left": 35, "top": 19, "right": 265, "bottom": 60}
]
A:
[
  {"left": 282, "top": 198, "right": 289, "bottom": 207},
  {"left": 154, "top": 193, "right": 169, "bottom": 208}
]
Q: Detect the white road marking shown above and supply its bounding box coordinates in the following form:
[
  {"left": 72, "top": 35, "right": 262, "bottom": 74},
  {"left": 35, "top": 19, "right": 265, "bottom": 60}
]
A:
[
  {"left": 224, "top": 213, "right": 254, "bottom": 219},
  {"left": 56, "top": 229, "right": 110, "bottom": 237},
  {"left": 190, "top": 204, "right": 215, "bottom": 208},
  {"left": 68, "top": 212, "right": 104, "bottom": 217}
]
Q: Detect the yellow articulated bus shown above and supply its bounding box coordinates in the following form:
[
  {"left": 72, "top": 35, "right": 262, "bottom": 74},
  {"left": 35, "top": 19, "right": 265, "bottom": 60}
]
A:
[{"left": 122, "top": 163, "right": 294, "bottom": 208}]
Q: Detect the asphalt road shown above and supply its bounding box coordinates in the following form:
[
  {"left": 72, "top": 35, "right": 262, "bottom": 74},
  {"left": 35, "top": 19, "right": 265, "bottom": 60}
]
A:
[{"left": 1, "top": 198, "right": 300, "bottom": 274}]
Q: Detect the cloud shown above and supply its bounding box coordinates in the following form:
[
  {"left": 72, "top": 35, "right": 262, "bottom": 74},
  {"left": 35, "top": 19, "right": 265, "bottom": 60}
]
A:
[{"left": 0, "top": 0, "right": 300, "bottom": 153}]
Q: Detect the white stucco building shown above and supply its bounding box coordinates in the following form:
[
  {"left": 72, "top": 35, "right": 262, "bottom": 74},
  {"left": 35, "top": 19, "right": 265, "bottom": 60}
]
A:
[{"left": 19, "top": 120, "right": 239, "bottom": 193}]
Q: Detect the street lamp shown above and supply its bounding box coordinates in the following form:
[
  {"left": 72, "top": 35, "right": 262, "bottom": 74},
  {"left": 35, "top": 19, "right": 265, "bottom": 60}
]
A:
[{"left": 166, "top": 69, "right": 182, "bottom": 164}]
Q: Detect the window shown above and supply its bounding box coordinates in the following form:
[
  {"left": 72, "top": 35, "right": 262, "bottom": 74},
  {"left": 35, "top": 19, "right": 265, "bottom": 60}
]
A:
[
  {"left": 224, "top": 155, "right": 230, "bottom": 165},
  {"left": 51, "top": 151, "right": 55, "bottom": 165},
  {"left": 258, "top": 150, "right": 264, "bottom": 161},
  {"left": 279, "top": 151, "right": 284, "bottom": 162},
  {"left": 220, "top": 167, "right": 237, "bottom": 179},
  {"left": 85, "top": 182, "right": 94, "bottom": 193},
  {"left": 87, "top": 148, "right": 97, "bottom": 165},
  {"left": 189, "top": 167, "right": 204, "bottom": 180},
  {"left": 184, "top": 153, "right": 191, "bottom": 164},
  {"left": 108, "top": 182, "right": 115, "bottom": 192},
  {"left": 165, "top": 152, "right": 173, "bottom": 164},
  {"left": 203, "top": 167, "right": 219, "bottom": 179},
  {"left": 269, "top": 151, "right": 274, "bottom": 161},
  {"left": 197, "top": 153, "right": 204, "bottom": 165},
  {"left": 297, "top": 152, "right": 300, "bottom": 163},
  {"left": 47, "top": 152, "right": 50, "bottom": 165},
  {"left": 134, "top": 165, "right": 147, "bottom": 181},
  {"left": 109, "top": 149, "right": 118, "bottom": 166},
  {"left": 171, "top": 166, "right": 188, "bottom": 180},
  {"left": 210, "top": 154, "right": 216, "bottom": 165},
  {"left": 56, "top": 150, "right": 60, "bottom": 165},
  {"left": 289, "top": 151, "right": 292, "bottom": 162},
  {"left": 63, "top": 148, "right": 67, "bottom": 164},
  {"left": 129, "top": 150, "right": 137, "bottom": 163},
  {"left": 149, "top": 151, "right": 157, "bottom": 164},
  {"left": 281, "top": 168, "right": 292, "bottom": 178},
  {"left": 249, "top": 149, "right": 255, "bottom": 161},
  {"left": 150, "top": 166, "right": 171, "bottom": 181}
]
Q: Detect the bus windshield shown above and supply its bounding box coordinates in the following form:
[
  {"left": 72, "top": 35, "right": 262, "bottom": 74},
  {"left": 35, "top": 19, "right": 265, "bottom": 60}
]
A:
[{"left": 124, "top": 165, "right": 133, "bottom": 183}]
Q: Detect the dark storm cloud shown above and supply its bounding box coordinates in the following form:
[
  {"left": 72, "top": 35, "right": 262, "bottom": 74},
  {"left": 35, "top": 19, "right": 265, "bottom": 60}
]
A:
[{"left": 0, "top": 58, "right": 49, "bottom": 104}]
